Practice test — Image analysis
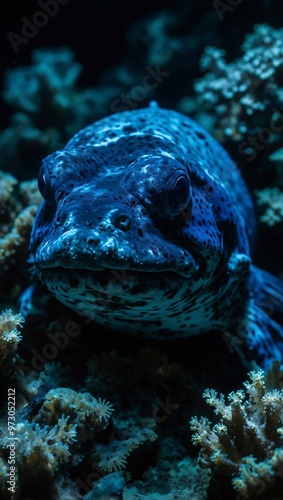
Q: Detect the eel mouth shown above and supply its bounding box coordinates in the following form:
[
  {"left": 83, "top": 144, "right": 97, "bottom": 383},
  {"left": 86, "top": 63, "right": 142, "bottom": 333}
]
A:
[
  {"left": 39, "top": 266, "right": 185, "bottom": 298},
  {"left": 40, "top": 266, "right": 181, "bottom": 284}
]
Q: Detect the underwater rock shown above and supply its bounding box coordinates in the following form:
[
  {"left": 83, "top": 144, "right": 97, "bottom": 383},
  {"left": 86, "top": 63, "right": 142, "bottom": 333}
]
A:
[
  {"left": 83, "top": 471, "right": 125, "bottom": 499},
  {"left": 123, "top": 452, "right": 209, "bottom": 499}
]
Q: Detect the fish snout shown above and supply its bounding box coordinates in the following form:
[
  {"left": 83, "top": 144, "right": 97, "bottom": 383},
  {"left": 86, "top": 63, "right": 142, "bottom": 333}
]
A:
[{"left": 55, "top": 203, "right": 132, "bottom": 234}]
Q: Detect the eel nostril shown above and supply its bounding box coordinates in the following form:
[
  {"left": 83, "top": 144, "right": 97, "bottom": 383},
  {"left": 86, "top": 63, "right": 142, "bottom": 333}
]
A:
[
  {"left": 55, "top": 211, "right": 69, "bottom": 228},
  {"left": 114, "top": 214, "right": 131, "bottom": 231},
  {"left": 87, "top": 236, "right": 100, "bottom": 245}
]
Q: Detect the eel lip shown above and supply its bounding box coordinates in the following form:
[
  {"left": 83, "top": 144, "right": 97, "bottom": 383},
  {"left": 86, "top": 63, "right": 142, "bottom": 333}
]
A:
[
  {"left": 39, "top": 266, "right": 181, "bottom": 279},
  {"left": 39, "top": 267, "right": 185, "bottom": 300}
]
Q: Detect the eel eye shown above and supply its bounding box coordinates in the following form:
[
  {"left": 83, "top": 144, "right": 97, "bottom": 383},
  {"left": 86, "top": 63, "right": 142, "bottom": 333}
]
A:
[
  {"left": 38, "top": 166, "right": 54, "bottom": 206},
  {"left": 167, "top": 173, "right": 191, "bottom": 215}
]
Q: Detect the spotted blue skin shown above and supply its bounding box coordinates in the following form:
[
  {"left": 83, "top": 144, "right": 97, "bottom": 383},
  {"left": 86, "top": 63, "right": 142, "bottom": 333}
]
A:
[{"left": 29, "top": 104, "right": 283, "bottom": 368}]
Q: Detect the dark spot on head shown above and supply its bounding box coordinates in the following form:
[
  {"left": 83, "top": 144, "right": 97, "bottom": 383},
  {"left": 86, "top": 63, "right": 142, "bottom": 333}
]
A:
[
  {"left": 123, "top": 125, "right": 135, "bottom": 133},
  {"left": 195, "top": 131, "right": 206, "bottom": 140}
]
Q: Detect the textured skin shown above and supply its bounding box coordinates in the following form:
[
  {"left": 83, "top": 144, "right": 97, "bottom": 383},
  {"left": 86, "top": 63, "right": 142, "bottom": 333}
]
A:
[{"left": 29, "top": 104, "right": 283, "bottom": 366}]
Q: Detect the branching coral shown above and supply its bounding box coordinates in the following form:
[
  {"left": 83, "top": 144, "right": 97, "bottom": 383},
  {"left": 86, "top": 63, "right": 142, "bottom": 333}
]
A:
[
  {"left": 0, "top": 205, "right": 38, "bottom": 267},
  {"left": 127, "top": 8, "right": 217, "bottom": 71},
  {"left": 11, "top": 415, "right": 77, "bottom": 497},
  {"left": 2, "top": 347, "right": 187, "bottom": 496},
  {"left": 84, "top": 348, "right": 188, "bottom": 474},
  {"left": 0, "top": 309, "right": 24, "bottom": 375},
  {"left": 190, "top": 369, "right": 283, "bottom": 498},
  {"left": 0, "top": 171, "right": 42, "bottom": 301},
  {"left": 36, "top": 387, "right": 114, "bottom": 441},
  {"left": 254, "top": 187, "right": 283, "bottom": 227},
  {"left": 194, "top": 24, "right": 283, "bottom": 142},
  {"left": 0, "top": 172, "right": 20, "bottom": 259},
  {"left": 0, "top": 407, "right": 78, "bottom": 497},
  {"left": 19, "top": 178, "right": 42, "bottom": 207},
  {"left": 15, "top": 415, "right": 77, "bottom": 471},
  {"left": 96, "top": 412, "right": 157, "bottom": 472},
  {"left": 0, "top": 47, "right": 119, "bottom": 179},
  {"left": 0, "top": 383, "right": 114, "bottom": 498},
  {"left": 0, "top": 338, "right": 207, "bottom": 498}
]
